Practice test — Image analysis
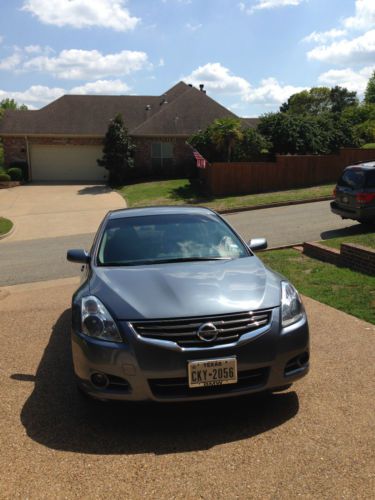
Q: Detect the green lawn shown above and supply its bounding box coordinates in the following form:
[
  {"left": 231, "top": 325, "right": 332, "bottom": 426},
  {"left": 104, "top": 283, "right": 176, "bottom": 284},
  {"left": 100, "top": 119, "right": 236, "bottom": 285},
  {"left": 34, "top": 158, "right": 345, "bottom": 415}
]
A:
[
  {"left": 320, "top": 233, "right": 375, "bottom": 250},
  {"left": 260, "top": 249, "right": 375, "bottom": 324},
  {"left": 119, "top": 178, "right": 334, "bottom": 212},
  {"left": 362, "top": 143, "right": 375, "bottom": 149},
  {"left": 0, "top": 217, "right": 13, "bottom": 236}
]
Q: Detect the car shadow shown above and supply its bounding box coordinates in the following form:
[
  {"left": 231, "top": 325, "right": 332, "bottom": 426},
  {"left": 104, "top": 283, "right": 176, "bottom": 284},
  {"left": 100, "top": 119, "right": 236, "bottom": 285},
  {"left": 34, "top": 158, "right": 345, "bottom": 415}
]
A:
[
  {"left": 321, "top": 223, "right": 373, "bottom": 240},
  {"left": 18, "top": 309, "right": 299, "bottom": 456}
]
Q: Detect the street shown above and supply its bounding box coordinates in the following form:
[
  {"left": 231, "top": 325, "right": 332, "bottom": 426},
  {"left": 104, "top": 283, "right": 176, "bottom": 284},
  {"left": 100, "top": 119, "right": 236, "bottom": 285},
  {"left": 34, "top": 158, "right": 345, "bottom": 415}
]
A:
[{"left": 0, "top": 200, "right": 368, "bottom": 285}]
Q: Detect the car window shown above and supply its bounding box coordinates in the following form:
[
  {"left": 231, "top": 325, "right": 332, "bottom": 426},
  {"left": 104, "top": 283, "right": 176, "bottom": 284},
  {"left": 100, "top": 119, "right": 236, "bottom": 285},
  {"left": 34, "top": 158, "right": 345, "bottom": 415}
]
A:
[
  {"left": 97, "top": 213, "right": 249, "bottom": 266},
  {"left": 338, "top": 169, "right": 365, "bottom": 189},
  {"left": 365, "top": 170, "right": 375, "bottom": 188}
]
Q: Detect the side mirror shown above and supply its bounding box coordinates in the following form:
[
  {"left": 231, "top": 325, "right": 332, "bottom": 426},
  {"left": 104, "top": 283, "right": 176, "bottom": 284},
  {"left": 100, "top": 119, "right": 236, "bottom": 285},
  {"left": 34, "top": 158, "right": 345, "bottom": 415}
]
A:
[
  {"left": 248, "top": 238, "right": 268, "bottom": 251},
  {"left": 67, "top": 249, "right": 90, "bottom": 264}
]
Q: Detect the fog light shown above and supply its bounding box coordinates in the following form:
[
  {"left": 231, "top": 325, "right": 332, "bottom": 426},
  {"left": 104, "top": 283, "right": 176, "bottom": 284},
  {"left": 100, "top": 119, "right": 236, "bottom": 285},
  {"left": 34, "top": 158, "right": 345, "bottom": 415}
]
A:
[{"left": 91, "top": 373, "right": 109, "bottom": 388}]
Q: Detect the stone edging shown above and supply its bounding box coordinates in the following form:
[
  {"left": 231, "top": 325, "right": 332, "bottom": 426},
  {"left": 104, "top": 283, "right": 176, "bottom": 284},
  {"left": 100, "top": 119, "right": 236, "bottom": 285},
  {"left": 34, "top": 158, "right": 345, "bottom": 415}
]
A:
[
  {"left": 0, "top": 181, "right": 22, "bottom": 189},
  {"left": 218, "top": 196, "right": 332, "bottom": 215}
]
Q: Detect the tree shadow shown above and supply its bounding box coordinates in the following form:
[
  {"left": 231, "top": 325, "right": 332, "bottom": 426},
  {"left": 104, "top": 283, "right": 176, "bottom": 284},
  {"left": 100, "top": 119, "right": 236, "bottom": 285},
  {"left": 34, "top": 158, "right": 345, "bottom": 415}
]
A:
[
  {"left": 77, "top": 185, "right": 111, "bottom": 195},
  {"left": 18, "top": 309, "right": 299, "bottom": 456},
  {"left": 321, "top": 223, "right": 373, "bottom": 240},
  {"left": 170, "top": 179, "right": 215, "bottom": 204}
]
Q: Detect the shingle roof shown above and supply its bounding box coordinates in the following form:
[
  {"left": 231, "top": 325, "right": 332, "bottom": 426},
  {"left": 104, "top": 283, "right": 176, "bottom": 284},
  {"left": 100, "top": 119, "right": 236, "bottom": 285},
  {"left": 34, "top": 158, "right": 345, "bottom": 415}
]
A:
[{"left": 0, "top": 81, "right": 256, "bottom": 137}]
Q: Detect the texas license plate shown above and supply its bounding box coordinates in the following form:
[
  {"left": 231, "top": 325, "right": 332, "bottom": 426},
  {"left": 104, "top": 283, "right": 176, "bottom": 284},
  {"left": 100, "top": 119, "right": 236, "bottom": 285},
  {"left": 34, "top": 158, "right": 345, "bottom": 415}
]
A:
[{"left": 188, "top": 357, "right": 237, "bottom": 388}]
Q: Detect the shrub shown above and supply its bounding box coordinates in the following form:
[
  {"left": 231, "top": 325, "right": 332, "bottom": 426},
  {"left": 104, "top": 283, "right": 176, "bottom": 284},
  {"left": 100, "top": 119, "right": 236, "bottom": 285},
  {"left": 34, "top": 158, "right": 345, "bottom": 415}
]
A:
[
  {"left": 7, "top": 167, "right": 23, "bottom": 181},
  {"left": 8, "top": 161, "right": 29, "bottom": 181},
  {"left": 0, "top": 172, "right": 11, "bottom": 181}
]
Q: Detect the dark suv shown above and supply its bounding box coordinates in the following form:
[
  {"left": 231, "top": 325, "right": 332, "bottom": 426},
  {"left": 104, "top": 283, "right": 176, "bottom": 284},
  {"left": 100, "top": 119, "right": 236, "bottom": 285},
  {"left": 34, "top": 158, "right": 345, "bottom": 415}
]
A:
[{"left": 331, "top": 161, "right": 375, "bottom": 224}]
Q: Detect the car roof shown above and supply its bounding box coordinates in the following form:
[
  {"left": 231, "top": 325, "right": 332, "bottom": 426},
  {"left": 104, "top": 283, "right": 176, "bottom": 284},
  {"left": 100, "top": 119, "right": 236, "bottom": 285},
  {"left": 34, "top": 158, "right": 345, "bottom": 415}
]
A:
[
  {"left": 107, "top": 205, "right": 218, "bottom": 220},
  {"left": 345, "top": 160, "right": 375, "bottom": 171}
]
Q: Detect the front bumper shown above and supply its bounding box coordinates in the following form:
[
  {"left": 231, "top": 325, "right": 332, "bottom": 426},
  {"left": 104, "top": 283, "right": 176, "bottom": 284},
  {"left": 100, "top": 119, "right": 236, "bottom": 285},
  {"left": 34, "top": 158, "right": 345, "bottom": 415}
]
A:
[
  {"left": 72, "top": 307, "right": 309, "bottom": 402},
  {"left": 330, "top": 200, "right": 375, "bottom": 221}
]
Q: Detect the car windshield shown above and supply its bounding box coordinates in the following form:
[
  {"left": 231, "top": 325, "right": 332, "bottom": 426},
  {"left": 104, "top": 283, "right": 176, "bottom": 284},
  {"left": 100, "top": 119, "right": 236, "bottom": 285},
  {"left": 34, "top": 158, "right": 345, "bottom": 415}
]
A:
[
  {"left": 97, "top": 213, "right": 249, "bottom": 266},
  {"left": 338, "top": 168, "right": 365, "bottom": 189}
]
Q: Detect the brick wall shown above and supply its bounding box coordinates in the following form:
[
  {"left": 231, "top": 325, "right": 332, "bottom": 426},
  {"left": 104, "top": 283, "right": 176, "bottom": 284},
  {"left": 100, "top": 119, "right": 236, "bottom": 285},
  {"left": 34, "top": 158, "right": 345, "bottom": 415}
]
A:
[
  {"left": 303, "top": 242, "right": 341, "bottom": 266},
  {"left": 303, "top": 241, "right": 375, "bottom": 276},
  {"left": 133, "top": 136, "right": 195, "bottom": 178},
  {"left": 2, "top": 137, "right": 27, "bottom": 165},
  {"left": 341, "top": 243, "right": 375, "bottom": 276}
]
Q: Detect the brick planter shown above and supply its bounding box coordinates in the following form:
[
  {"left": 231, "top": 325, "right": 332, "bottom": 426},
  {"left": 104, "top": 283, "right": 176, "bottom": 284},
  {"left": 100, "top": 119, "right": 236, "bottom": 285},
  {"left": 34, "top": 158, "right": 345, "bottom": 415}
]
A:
[{"left": 303, "top": 241, "right": 375, "bottom": 276}]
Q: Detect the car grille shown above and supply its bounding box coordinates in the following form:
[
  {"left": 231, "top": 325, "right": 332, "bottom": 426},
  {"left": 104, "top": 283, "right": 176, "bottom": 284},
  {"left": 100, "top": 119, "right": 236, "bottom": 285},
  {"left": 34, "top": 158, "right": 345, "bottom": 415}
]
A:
[
  {"left": 130, "top": 310, "right": 272, "bottom": 348},
  {"left": 149, "top": 368, "right": 269, "bottom": 398}
]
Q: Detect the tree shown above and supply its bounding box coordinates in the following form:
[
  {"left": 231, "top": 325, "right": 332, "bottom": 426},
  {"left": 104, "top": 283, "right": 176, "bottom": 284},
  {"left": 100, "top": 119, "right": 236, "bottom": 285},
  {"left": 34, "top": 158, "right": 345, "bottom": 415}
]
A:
[
  {"left": 329, "top": 86, "right": 358, "bottom": 113},
  {"left": 364, "top": 70, "right": 375, "bottom": 104},
  {"left": 280, "top": 87, "right": 331, "bottom": 115},
  {"left": 0, "top": 98, "right": 28, "bottom": 110},
  {"left": 232, "top": 127, "right": 271, "bottom": 160},
  {"left": 97, "top": 114, "right": 135, "bottom": 184},
  {"left": 209, "top": 118, "right": 243, "bottom": 162}
]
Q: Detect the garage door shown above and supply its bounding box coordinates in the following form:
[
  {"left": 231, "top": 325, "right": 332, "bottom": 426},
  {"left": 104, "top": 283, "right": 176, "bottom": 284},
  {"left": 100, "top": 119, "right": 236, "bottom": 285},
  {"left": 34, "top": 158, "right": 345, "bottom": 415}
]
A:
[{"left": 30, "top": 145, "right": 108, "bottom": 182}]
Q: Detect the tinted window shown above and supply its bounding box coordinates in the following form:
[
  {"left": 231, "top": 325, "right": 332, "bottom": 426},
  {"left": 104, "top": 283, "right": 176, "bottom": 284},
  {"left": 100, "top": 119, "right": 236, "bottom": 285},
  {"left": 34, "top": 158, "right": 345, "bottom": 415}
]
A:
[
  {"left": 97, "top": 214, "right": 249, "bottom": 266},
  {"left": 338, "top": 169, "right": 365, "bottom": 189},
  {"left": 365, "top": 170, "right": 375, "bottom": 188}
]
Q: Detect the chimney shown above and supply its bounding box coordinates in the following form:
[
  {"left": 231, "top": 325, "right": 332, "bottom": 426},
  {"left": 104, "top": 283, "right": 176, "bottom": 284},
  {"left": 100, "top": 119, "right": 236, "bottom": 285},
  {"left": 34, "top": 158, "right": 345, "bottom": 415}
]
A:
[{"left": 199, "top": 84, "right": 204, "bottom": 92}]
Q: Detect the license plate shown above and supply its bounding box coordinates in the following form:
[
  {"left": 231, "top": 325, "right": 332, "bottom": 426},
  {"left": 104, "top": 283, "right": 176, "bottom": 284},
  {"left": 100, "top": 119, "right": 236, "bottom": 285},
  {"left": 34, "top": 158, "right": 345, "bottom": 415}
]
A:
[{"left": 188, "top": 357, "right": 237, "bottom": 388}]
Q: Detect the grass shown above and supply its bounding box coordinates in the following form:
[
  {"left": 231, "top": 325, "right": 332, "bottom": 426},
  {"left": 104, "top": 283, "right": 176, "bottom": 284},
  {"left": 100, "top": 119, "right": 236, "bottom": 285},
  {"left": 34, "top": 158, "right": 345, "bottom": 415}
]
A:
[
  {"left": 0, "top": 217, "right": 13, "bottom": 236},
  {"left": 119, "top": 178, "right": 334, "bottom": 212},
  {"left": 260, "top": 249, "right": 375, "bottom": 324},
  {"left": 362, "top": 143, "right": 375, "bottom": 149},
  {"left": 320, "top": 233, "right": 375, "bottom": 250}
]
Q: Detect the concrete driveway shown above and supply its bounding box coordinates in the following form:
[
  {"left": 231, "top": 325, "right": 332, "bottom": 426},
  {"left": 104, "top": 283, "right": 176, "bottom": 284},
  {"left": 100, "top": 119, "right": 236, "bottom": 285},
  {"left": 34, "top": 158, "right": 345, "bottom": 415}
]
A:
[
  {"left": 0, "top": 278, "right": 374, "bottom": 499},
  {"left": 0, "top": 183, "right": 126, "bottom": 241}
]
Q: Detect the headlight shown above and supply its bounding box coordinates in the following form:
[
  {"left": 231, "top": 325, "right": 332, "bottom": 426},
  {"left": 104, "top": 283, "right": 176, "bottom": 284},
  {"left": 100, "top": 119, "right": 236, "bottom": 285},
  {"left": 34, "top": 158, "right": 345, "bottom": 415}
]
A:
[
  {"left": 81, "top": 296, "right": 122, "bottom": 342},
  {"left": 281, "top": 281, "right": 304, "bottom": 327}
]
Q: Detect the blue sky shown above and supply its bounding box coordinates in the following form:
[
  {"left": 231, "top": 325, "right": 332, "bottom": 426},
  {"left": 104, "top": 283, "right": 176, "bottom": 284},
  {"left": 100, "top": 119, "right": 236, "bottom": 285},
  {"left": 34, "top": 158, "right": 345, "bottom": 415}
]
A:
[{"left": 0, "top": 0, "right": 374, "bottom": 116}]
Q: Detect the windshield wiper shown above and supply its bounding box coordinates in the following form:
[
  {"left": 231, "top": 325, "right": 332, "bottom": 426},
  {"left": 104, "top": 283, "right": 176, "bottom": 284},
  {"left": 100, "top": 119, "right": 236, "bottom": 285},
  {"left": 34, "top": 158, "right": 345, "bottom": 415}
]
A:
[{"left": 147, "top": 257, "right": 232, "bottom": 264}]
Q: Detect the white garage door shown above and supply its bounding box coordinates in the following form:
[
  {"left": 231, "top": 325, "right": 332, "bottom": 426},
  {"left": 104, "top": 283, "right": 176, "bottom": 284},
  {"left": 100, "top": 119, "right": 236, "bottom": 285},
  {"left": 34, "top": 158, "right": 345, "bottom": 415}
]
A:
[{"left": 30, "top": 145, "right": 108, "bottom": 181}]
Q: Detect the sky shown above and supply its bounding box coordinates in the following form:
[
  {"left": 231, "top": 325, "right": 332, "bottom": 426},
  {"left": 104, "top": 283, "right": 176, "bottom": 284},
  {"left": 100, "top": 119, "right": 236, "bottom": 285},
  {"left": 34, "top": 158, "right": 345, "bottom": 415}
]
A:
[{"left": 0, "top": 0, "right": 374, "bottom": 116}]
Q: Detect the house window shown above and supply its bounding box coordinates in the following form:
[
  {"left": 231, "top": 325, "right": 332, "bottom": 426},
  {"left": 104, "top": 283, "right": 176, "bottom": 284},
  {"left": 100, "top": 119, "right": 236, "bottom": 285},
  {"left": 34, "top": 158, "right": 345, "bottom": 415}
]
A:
[{"left": 151, "top": 142, "right": 173, "bottom": 169}]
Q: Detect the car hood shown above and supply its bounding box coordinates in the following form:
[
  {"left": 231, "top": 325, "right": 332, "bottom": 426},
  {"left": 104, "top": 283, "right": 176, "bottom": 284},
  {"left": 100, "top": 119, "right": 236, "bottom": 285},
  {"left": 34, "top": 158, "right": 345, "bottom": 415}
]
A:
[{"left": 89, "top": 256, "right": 282, "bottom": 320}]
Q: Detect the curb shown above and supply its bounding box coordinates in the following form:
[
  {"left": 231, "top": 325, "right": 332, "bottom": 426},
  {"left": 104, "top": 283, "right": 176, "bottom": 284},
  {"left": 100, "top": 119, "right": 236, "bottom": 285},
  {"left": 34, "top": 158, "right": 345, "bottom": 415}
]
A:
[
  {"left": 218, "top": 196, "right": 333, "bottom": 215},
  {"left": 0, "top": 221, "right": 15, "bottom": 241}
]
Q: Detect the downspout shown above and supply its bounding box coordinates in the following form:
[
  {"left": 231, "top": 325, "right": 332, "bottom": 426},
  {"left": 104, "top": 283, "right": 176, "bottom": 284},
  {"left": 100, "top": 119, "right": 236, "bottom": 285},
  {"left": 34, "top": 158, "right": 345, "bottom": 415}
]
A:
[{"left": 25, "top": 135, "right": 31, "bottom": 181}]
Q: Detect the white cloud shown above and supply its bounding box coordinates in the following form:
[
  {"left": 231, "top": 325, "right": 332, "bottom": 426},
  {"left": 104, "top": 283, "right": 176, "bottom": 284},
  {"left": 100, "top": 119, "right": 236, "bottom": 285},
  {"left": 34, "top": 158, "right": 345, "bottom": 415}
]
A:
[
  {"left": 183, "top": 62, "right": 305, "bottom": 109},
  {"left": 239, "top": 0, "right": 305, "bottom": 15},
  {"left": 182, "top": 62, "right": 252, "bottom": 95},
  {"left": 186, "top": 22, "right": 202, "bottom": 31},
  {"left": 318, "top": 66, "right": 375, "bottom": 94},
  {"left": 0, "top": 47, "right": 148, "bottom": 79},
  {"left": 307, "top": 30, "right": 375, "bottom": 65},
  {"left": 21, "top": 0, "right": 140, "bottom": 31},
  {"left": 243, "top": 77, "right": 305, "bottom": 104},
  {"left": 70, "top": 79, "right": 130, "bottom": 94},
  {"left": 343, "top": 0, "right": 375, "bottom": 31},
  {"left": 0, "top": 50, "right": 23, "bottom": 71},
  {"left": 302, "top": 29, "right": 347, "bottom": 44},
  {"left": 0, "top": 79, "right": 132, "bottom": 108},
  {"left": 0, "top": 85, "right": 65, "bottom": 106}
]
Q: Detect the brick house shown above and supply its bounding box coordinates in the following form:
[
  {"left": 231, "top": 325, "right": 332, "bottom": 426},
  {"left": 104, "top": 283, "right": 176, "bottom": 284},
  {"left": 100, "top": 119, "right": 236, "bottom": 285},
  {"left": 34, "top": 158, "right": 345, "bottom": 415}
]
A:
[{"left": 0, "top": 81, "right": 257, "bottom": 182}]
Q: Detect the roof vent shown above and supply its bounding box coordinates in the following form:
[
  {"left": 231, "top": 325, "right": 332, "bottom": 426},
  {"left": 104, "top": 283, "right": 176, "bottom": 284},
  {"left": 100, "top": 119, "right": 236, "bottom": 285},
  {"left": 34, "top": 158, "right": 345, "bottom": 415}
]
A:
[
  {"left": 160, "top": 94, "right": 168, "bottom": 105},
  {"left": 199, "top": 84, "right": 204, "bottom": 92},
  {"left": 188, "top": 83, "right": 193, "bottom": 87},
  {"left": 145, "top": 104, "right": 151, "bottom": 110}
]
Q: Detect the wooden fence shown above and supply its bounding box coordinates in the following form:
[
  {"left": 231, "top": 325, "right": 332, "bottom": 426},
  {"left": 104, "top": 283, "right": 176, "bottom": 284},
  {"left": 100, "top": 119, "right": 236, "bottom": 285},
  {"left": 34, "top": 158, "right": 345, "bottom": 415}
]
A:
[{"left": 202, "top": 148, "right": 375, "bottom": 196}]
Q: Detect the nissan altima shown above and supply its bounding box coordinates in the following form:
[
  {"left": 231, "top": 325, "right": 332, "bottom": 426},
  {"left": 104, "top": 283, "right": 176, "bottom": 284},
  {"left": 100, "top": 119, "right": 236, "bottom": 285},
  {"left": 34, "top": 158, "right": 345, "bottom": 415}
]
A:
[{"left": 67, "top": 206, "right": 309, "bottom": 401}]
